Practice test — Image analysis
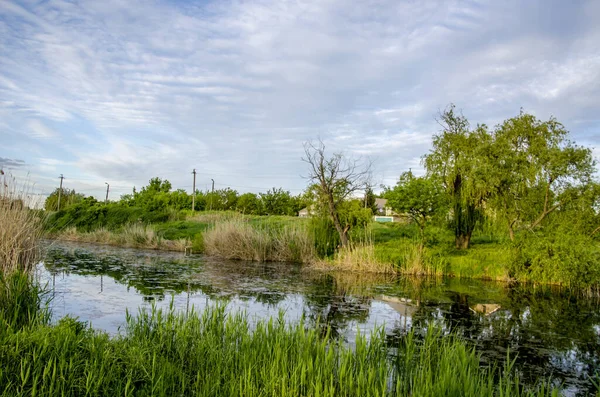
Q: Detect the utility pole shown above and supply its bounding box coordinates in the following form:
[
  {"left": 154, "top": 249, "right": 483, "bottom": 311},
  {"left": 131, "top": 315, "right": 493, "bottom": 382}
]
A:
[
  {"left": 57, "top": 174, "right": 64, "bottom": 211},
  {"left": 209, "top": 178, "right": 215, "bottom": 211},
  {"left": 105, "top": 182, "right": 110, "bottom": 203},
  {"left": 191, "top": 169, "right": 197, "bottom": 212}
]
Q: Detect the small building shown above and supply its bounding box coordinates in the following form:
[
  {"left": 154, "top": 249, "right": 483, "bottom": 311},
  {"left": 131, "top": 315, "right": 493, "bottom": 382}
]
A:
[
  {"left": 375, "top": 198, "right": 393, "bottom": 216},
  {"left": 298, "top": 207, "right": 311, "bottom": 217}
]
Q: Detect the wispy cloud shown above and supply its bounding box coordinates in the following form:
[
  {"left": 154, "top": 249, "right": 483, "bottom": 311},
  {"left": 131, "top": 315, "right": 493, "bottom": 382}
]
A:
[{"left": 1, "top": 0, "right": 599, "bottom": 197}]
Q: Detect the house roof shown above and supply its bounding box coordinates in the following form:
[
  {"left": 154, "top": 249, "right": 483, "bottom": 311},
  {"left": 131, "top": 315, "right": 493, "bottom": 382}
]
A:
[{"left": 375, "top": 198, "right": 388, "bottom": 209}]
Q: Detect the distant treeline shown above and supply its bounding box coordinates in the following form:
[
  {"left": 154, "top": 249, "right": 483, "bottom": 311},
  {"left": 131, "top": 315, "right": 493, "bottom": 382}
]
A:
[{"left": 43, "top": 179, "right": 319, "bottom": 232}]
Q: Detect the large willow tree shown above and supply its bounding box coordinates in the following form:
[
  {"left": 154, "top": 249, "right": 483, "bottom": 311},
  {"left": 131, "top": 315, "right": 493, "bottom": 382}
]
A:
[
  {"left": 423, "top": 105, "right": 492, "bottom": 249},
  {"left": 488, "top": 111, "right": 595, "bottom": 239},
  {"left": 425, "top": 105, "right": 595, "bottom": 248}
]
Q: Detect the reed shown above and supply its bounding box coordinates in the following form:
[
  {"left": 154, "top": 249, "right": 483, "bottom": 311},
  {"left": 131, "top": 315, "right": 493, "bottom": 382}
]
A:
[
  {"left": 0, "top": 174, "right": 44, "bottom": 275},
  {"left": 54, "top": 224, "right": 191, "bottom": 252},
  {"left": 203, "top": 218, "right": 315, "bottom": 263},
  {"left": 313, "top": 243, "right": 398, "bottom": 273},
  {"left": 0, "top": 302, "right": 560, "bottom": 397}
]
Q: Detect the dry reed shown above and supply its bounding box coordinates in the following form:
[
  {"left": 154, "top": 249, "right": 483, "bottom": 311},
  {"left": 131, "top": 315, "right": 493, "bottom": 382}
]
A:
[
  {"left": 203, "top": 218, "right": 315, "bottom": 263},
  {"left": 0, "top": 173, "right": 44, "bottom": 274},
  {"left": 54, "top": 224, "right": 190, "bottom": 252},
  {"left": 312, "top": 243, "right": 398, "bottom": 274}
]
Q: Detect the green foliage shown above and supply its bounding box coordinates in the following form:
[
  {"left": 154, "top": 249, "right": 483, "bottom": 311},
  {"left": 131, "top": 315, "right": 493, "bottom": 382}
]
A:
[
  {"left": 236, "top": 192, "right": 262, "bottom": 214},
  {"left": 510, "top": 231, "right": 600, "bottom": 286},
  {"left": 0, "top": 271, "right": 49, "bottom": 330},
  {"left": 309, "top": 217, "right": 340, "bottom": 258},
  {"left": 44, "top": 188, "right": 85, "bottom": 211},
  {"left": 260, "top": 187, "right": 302, "bottom": 216},
  {"left": 486, "top": 111, "right": 595, "bottom": 236},
  {"left": 385, "top": 171, "right": 448, "bottom": 237},
  {"left": 364, "top": 186, "right": 378, "bottom": 214},
  {"left": 424, "top": 104, "right": 489, "bottom": 249}
]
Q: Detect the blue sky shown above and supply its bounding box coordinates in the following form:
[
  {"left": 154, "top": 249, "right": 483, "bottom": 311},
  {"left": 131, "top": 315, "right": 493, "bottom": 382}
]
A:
[{"left": 1, "top": 0, "right": 599, "bottom": 200}]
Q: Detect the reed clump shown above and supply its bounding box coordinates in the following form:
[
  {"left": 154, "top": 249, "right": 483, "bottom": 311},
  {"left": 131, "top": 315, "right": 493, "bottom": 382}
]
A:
[
  {"left": 313, "top": 243, "right": 398, "bottom": 274},
  {"left": 203, "top": 218, "right": 315, "bottom": 263},
  {"left": 55, "top": 224, "right": 190, "bottom": 252},
  {"left": 0, "top": 174, "right": 44, "bottom": 275}
]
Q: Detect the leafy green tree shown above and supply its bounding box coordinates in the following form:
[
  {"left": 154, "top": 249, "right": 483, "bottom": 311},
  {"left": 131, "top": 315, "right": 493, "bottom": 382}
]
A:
[
  {"left": 424, "top": 105, "right": 491, "bottom": 249},
  {"left": 206, "top": 188, "right": 238, "bottom": 211},
  {"left": 237, "top": 193, "right": 262, "bottom": 214},
  {"left": 386, "top": 171, "right": 447, "bottom": 242},
  {"left": 488, "top": 112, "right": 595, "bottom": 239},
  {"left": 44, "top": 188, "right": 85, "bottom": 211},
  {"left": 260, "top": 188, "right": 295, "bottom": 216}
]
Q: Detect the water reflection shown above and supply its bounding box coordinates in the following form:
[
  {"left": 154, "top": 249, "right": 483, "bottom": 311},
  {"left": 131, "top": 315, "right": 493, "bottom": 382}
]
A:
[{"left": 39, "top": 241, "right": 600, "bottom": 396}]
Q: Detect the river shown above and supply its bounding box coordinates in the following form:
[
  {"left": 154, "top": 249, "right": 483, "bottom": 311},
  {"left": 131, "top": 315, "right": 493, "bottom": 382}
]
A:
[{"left": 37, "top": 241, "right": 600, "bottom": 396}]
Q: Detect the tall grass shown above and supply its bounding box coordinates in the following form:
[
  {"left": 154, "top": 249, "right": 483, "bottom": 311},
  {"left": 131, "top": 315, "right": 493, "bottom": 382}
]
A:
[
  {"left": 313, "top": 243, "right": 398, "bottom": 273},
  {"left": 0, "top": 271, "right": 49, "bottom": 330},
  {"left": 203, "top": 218, "right": 315, "bottom": 262},
  {"left": 0, "top": 303, "right": 560, "bottom": 397},
  {"left": 0, "top": 174, "right": 44, "bottom": 274},
  {"left": 55, "top": 224, "right": 190, "bottom": 252}
]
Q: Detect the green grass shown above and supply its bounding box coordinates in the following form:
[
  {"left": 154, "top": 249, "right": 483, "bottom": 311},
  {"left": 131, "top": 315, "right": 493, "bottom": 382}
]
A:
[{"left": 0, "top": 291, "right": 561, "bottom": 397}]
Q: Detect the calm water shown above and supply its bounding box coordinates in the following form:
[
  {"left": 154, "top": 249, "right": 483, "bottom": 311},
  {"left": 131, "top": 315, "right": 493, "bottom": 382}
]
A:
[{"left": 38, "top": 241, "right": 600, "bottom": 396}]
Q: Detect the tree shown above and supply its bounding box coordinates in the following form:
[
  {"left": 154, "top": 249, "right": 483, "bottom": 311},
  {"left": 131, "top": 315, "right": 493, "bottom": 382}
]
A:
[
  {"left": 488, "top": 112, "right": 595, "bottom": 239},
  {"left": 363, "top": 186, "right": 378, "bottom": 214},
  {"left": 44, "top": 188, "right": 85, "bottom": 211},
  {"left": 237, "top": 193, "right": 262, "bottom": 214},
  {"left": 260, "top": 188, "right": 295, "bottom": 215},
  {"left": 303, "top": 140, "right": 371, "bottom": 249},
  {"left": 386, "top": 171, "right": 447, "bottom": 243},
  {"left": 423, "top": 105, "right": 491, "bottom": 249}
]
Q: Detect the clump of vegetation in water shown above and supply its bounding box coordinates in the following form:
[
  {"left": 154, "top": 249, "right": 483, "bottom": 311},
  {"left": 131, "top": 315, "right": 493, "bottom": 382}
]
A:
[
  {"left": 203, "top": 217, "right": 315, "bottom": 262},
  {"left": 55, "top": 224, "right": 191, "bottom": 252}
]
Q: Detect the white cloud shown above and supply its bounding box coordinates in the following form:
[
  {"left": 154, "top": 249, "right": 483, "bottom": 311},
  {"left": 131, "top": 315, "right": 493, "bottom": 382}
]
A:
[
  {"left": 27, "top": 120, "right": 56, "bottom": 139},
  {"left": 0, "top": 0, "right": 599, "bottom": 194}
]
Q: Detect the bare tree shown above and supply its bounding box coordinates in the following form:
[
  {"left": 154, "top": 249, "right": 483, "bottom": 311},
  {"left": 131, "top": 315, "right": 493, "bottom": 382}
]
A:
[{"left": 302, "top": 140, "right": 372, "bottom": 249}]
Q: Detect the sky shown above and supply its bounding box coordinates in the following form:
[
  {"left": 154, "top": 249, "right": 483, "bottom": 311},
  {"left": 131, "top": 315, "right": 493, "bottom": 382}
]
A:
[{"left": 1, "top": 0, "right": 599, "bottom": 201}]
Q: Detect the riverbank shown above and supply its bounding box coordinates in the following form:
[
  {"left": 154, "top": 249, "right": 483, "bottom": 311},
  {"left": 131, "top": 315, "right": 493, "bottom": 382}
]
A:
[{"left": 45, "top": 209, "right": 600, "bottom": 288}]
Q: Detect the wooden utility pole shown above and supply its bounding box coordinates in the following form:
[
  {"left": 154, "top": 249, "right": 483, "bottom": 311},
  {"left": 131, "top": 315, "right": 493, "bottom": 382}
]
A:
[
  {"left": 105, "top": 182, "right": 110, "bottom": 203},
  {"left": 191, "top": 169, "right": 196, "bottom": 212},
  {"left": 57, "top": 174, "right": 64, "bottom": 211}
]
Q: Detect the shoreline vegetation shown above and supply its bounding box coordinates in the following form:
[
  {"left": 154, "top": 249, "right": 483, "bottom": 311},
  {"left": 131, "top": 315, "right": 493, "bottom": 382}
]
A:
[
  {"left": 1, "top": 163, "right": 571, "bottom": 396},
  {"left": 43, "top": 203, "right": 598, "bottom": 288},
  {"left": 46, "top": 210, "right": 598, "bottom": 290}
]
